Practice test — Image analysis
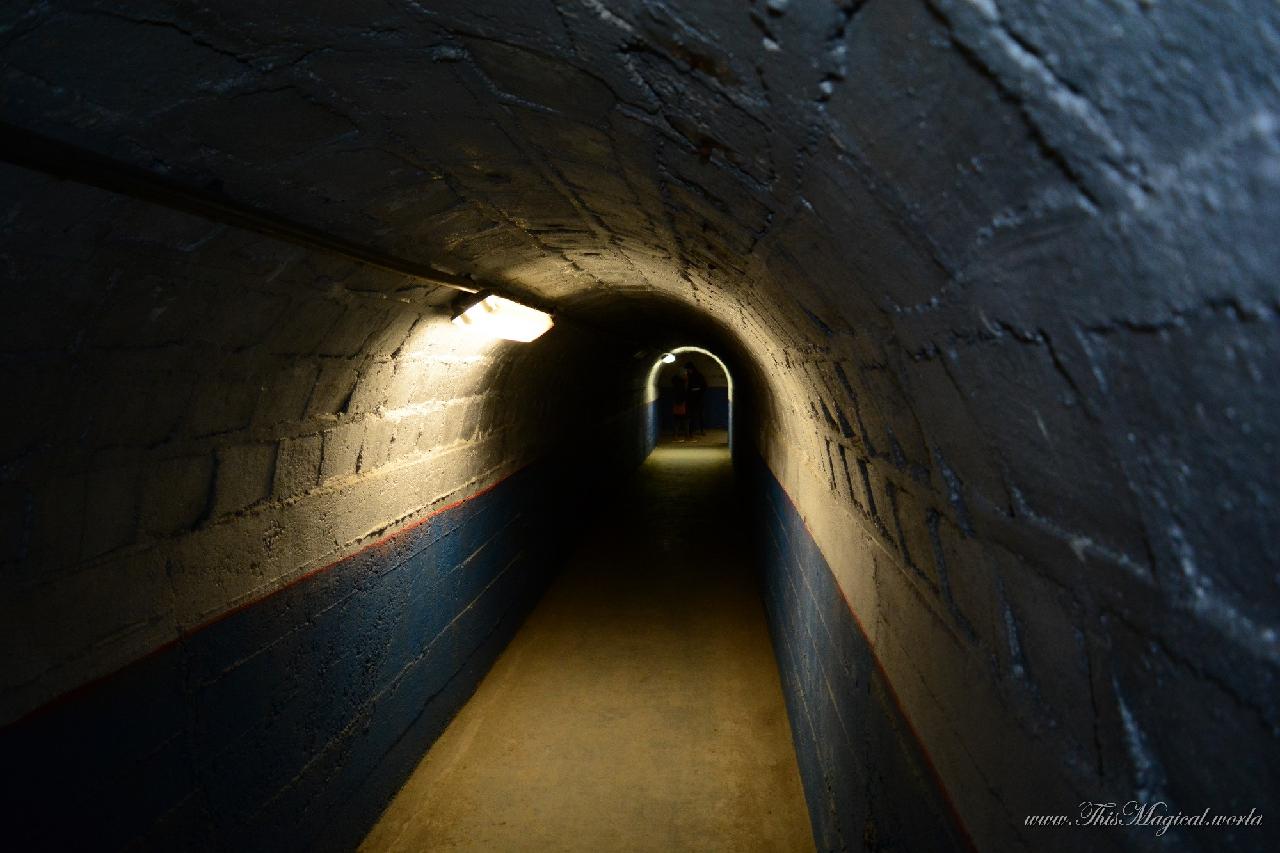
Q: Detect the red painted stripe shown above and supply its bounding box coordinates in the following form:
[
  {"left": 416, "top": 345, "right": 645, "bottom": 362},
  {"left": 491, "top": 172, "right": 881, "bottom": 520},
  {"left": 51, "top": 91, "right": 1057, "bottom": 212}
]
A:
[
  {"left": 766, "top": 464, "right": 981, "bottom": 853},
  {"left": 3, "top": 466, "right": 525, "bottom": 732}
]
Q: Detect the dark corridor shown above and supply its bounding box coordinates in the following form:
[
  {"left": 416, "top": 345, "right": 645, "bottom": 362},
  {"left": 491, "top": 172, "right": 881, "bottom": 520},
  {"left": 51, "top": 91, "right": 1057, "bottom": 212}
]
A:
[
  {"left": 361, "top": 443, "right": 812, "bottom": 852},
  {"left": 2, "top": 2, "right": 1277, "bottom": 852}
]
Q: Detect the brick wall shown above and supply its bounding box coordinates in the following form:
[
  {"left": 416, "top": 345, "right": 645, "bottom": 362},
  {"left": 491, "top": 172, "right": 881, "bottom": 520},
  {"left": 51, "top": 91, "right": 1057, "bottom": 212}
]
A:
[{"left": 0, "top": 172, "right": 654, "bottom": 848}]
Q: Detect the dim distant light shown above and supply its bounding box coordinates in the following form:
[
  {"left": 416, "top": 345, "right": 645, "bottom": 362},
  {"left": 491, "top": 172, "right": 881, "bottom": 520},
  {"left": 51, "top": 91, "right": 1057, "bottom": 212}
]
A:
[
  {"left": 452, "top": 293, "right": 554, "bottom": 342},
  {"left": 662, "top": 352, "right": 676, "bottom": 363}
]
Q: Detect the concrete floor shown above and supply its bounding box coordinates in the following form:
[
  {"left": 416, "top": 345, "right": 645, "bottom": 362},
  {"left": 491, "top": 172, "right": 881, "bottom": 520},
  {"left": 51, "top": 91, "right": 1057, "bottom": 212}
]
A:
[{"left": 361, "top": 434, "right": 814, "bottom": 852}]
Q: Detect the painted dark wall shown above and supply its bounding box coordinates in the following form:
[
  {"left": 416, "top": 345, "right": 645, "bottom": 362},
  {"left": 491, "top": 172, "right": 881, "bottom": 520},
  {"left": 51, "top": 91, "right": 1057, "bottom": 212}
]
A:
[
  {"left": 0, "top": 418, "right": 651, "bottom": 852},
  {"left": 752, "top": 457, "right": 970, "bottom": 852}
]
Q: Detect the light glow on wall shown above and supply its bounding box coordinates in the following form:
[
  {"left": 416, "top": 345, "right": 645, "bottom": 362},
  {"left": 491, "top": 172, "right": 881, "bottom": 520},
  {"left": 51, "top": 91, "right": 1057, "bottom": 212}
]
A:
[
  {"left": 645, "top": 346, "right": 734, "bottom": 405},
  {"left": 452, "top": 293, "right": 554, "bottom": 342}
]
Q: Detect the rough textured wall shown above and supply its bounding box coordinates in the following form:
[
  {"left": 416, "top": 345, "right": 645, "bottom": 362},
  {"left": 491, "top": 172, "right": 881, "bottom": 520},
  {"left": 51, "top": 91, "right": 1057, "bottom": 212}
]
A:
[
  {"left": 0, "top": 167, "right": 650, "bottom": 726},
  {"left": 0, "top": 165, "right": 659, "bottom": 848},
  {"left": 4, "top": 460, "right": 603, "bottom": 852},
  {"left": 2, "top": 1, "right": 1278, "bottom": 850},
  {"left": 753, "top": 456, "right": 971, "bottom": 852}
]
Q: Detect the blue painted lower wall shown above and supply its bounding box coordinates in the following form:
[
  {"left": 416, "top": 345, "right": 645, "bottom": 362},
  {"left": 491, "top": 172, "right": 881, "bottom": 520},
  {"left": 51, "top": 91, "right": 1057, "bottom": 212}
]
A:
[
  {"left": 645, "top": 399, "right": 659, "bottom": 455},
  {"left": 0, "top": 421, "right": 650, "bottom": 852},
  {"left": 751, "top": 457, "right": 971, "bottom": 852}
]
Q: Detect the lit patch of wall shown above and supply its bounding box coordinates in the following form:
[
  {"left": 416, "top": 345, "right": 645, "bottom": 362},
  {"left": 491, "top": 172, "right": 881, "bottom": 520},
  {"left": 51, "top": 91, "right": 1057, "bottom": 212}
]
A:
[
  {"left": 0, "top": 172, "right": 655, "bottom": 847},
  {"left": 688, "top": 293, "right": 981, "bottom": 845},
  {"left": 750, "top": 457, "right": 971, "bottom": 851},
  {"left": 0, "top": 277, "right": 518, "bottom": 724}
]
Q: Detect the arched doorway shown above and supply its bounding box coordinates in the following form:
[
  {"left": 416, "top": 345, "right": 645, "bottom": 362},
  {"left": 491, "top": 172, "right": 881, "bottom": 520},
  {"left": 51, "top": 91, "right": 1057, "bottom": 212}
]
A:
[{"left": 645, "top": 346, "right": 734, "bottom": 449}]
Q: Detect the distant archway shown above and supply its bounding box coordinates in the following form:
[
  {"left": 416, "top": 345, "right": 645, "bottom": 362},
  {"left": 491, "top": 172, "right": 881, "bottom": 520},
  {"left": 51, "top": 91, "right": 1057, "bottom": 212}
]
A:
[{"left": 644, "top": 346, "right": 734, "bottom": 450}]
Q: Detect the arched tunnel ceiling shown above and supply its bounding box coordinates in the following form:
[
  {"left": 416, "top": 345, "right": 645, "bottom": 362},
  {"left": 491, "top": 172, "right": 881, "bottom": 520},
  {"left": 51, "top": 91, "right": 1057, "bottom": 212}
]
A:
[
  {"left": 4, "top": 0, "right": 1275, "bottom": 360},
  {"left": 8, "top": 0, "right": 1273, "bottom": 336},
  {"left": 4, "top": 0, "right": 1279, "bottom": 622}
]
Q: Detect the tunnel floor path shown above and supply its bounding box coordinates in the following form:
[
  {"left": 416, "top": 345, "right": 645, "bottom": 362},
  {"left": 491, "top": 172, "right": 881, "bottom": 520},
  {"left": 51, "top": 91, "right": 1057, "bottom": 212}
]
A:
[{"left": 360, "top": 434, "right": 814, "bottom": 852}]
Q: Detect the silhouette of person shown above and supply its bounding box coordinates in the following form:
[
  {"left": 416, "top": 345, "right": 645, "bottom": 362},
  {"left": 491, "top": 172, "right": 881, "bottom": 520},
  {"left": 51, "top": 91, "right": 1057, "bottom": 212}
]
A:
[
  {"left": 671, "top": 370, "right": 690, "bottom": 440},
  {"left": 684, "top": 361, "right": 707, "bottom": 436}
]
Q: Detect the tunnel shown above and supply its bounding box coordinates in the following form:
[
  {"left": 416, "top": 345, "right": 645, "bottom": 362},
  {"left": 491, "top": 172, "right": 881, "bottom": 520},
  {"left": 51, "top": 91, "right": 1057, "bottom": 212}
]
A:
[{"left": 1, "top": 1, "right": 1277, "bottom": 851}]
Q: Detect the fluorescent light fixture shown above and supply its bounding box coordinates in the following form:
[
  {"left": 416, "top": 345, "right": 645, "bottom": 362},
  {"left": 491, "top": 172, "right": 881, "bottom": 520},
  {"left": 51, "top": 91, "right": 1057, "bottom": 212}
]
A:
[
  {"left": 451, "top": 293, "right": 554, "bottom": 342},
  {"left": 661, "top": 352, "right": 676, "bottom": 364}
]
